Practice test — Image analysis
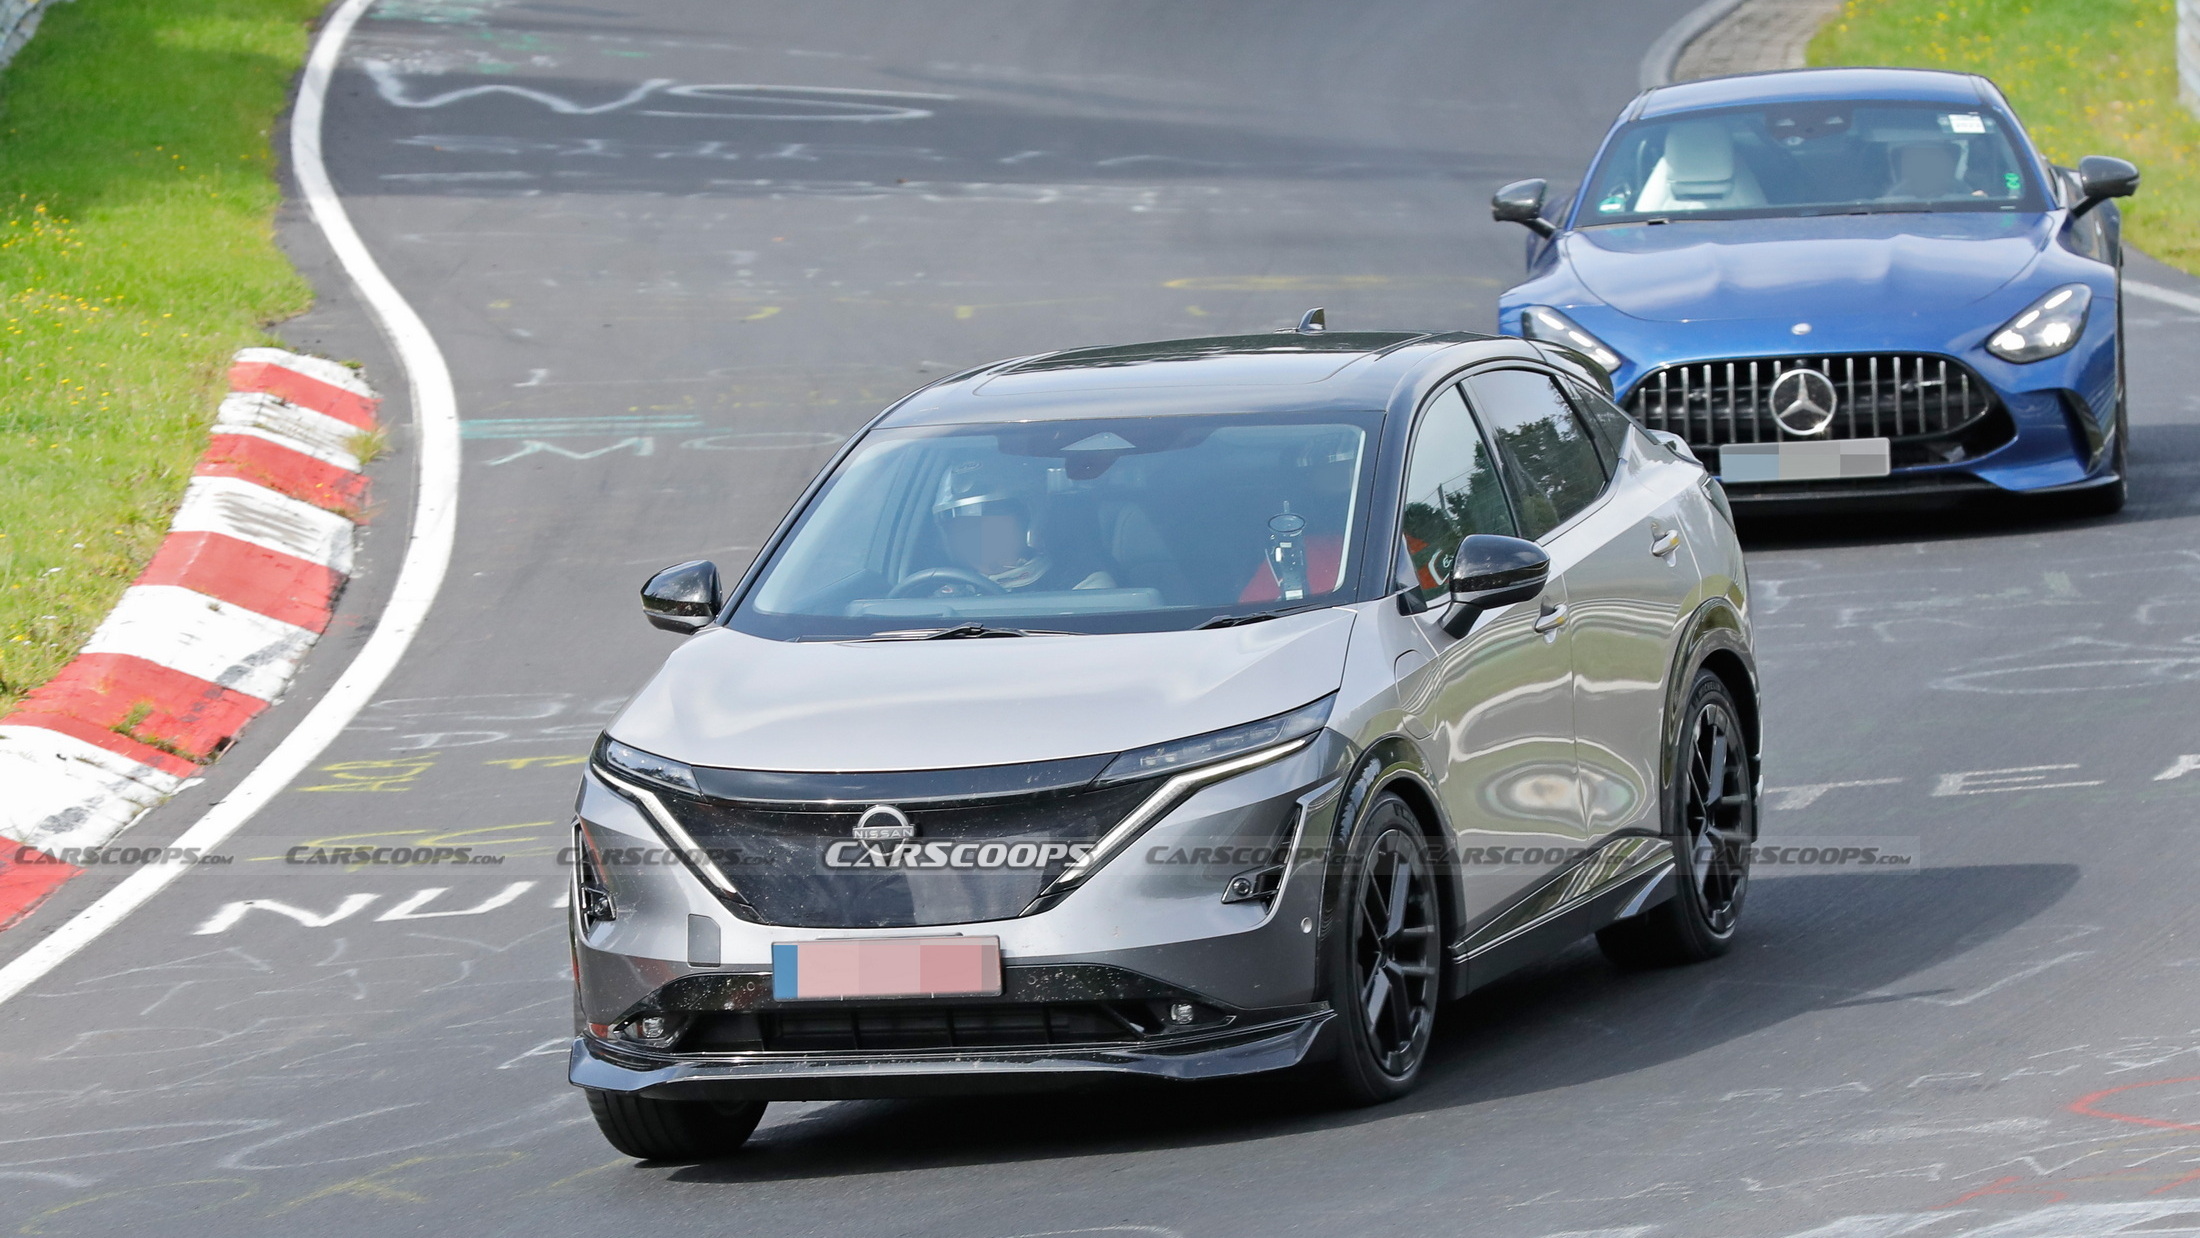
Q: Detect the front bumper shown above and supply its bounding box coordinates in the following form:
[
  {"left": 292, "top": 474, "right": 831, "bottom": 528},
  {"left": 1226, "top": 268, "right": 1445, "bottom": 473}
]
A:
[
  {"left": 1659, "top": 380, "right": 2111, "bottom": 502},
  {"left": 1720, "top": 464, "right": 2123, "bottom": 507},
  {"left": 571, "top": 1007, "right": 1334, "bottom": 1101},
  {"left": 1502, "top": 286, "right": 2123, "bottom": 499},
  {"left": 567, "top": 737, "right": 1351, "bottom": 1098}
]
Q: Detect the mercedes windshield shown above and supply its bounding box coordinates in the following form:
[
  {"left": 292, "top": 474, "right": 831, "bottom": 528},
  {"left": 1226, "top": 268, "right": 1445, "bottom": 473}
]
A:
[{"left": 1579, "top": 99, "right": 2048, "bottom": 225}]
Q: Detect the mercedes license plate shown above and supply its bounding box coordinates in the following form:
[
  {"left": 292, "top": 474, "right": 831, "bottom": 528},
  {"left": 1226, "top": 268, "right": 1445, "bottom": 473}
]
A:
[{"left": 1719, "top": 438, "right": 1891, "bottom": 483}]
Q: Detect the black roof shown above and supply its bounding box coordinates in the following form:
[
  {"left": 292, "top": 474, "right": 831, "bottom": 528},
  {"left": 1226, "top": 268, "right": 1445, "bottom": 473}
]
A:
[{"left": 881, "top": 329, "right": 1551, "bottom": 425}]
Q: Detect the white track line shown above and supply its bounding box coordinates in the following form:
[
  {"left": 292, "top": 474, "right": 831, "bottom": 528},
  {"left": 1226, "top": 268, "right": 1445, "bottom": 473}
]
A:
[
  {"left": 2127, "top": 278, "right": 2200, "bottom": 315},
  {"left": 0, "top": 0, "right": 459, "bottom": 1007}
]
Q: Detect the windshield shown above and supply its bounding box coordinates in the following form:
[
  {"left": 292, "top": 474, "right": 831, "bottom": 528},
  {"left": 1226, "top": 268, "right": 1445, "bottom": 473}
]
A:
[
  {"left": 732, "top": 413, "right": 1379, "bottom": 639},
  {"left": 1579, "top": 100, "right": 2046, "bottom": 224}
]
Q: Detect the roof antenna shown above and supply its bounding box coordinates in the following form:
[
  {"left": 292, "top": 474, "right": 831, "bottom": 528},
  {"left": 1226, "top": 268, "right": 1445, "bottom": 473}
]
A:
[{"left": 1295, "top": 307, "right": 1326, "bottom": 335}]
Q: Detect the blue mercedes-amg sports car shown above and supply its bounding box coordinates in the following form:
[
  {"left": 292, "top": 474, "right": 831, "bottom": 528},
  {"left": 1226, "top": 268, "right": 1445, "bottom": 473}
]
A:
[{"left": 1492, "top": 67, "right": 2139, "bottom": 512}]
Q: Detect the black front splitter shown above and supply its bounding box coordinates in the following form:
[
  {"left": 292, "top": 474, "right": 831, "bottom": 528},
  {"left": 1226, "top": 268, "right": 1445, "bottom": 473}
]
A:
[{"left": 568, "top": 1010, "right": 1333, "bottom": 1101}]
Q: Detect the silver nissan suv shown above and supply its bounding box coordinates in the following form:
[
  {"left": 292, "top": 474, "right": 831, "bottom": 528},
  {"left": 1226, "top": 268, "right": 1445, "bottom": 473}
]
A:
[{"left": 569, "top": 322, "right": 1760, "bottom": 1159}]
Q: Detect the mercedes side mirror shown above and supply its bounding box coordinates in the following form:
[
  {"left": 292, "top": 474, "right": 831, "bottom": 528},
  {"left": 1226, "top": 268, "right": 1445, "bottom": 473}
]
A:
[
  {"left": 1443, "top": 535, "right": 1550, "bottom": 636},
  {"left": 2072, "top": 155, "right": 2139, "bottom": 218},
  {"left": 641, "top": 560, "right": 722, "bottom": 634},
  {"left": 1492, "top": 178, "right": 1555, "bottom": 238}
]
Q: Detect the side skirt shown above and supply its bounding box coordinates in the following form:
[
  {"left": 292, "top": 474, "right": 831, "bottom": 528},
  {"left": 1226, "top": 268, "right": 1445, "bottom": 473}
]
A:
[{"left": 1444, "top": 839, "right": 1676, "bottom": 999}]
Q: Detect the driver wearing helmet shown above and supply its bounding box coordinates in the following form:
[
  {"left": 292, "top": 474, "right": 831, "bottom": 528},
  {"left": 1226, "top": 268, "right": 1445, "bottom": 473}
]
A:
[{"left": 927, "top": 460, "right": 1116, "bottom": 594}]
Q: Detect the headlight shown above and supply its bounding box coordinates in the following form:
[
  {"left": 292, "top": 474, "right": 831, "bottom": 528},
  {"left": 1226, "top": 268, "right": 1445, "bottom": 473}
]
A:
[
  {"left": 1987, "top": 283, "right": 2091, "bottom": 363},
  {"left": 1095, "top": 695, "right": 1334, "bottom": 787},
  {"left": 1519, "top": 305, "right": 1625, "bottom": 373},
  {"left": 1033, "top": 695, "right": 1336, "bottom": 909},
  {"left": 591, "top": 737, "right": 753, "bottom": 905},
  {"left": 596, "top": 737, "right": 700, "bottom": 795}
]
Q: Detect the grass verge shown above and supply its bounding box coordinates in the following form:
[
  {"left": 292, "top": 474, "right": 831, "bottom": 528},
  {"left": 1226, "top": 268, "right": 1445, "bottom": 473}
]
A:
[
  {"left": 0, "top": 0, "right": 326, "bottom": 713},
  {"left": 1811, "top": 0, "right": 2200, "bottom": 274}
]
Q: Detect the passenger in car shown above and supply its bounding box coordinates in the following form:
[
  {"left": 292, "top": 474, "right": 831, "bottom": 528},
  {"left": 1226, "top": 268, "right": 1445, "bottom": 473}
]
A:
[
  {"left": 1637, "top": 119, "right": 1765, "bottom": 211},
  {"left": 1239, "top": 532, "right": 1344, "bottom": 604},
  {"left": 1884, "top": 139, "right": 1985, "bottom": 200}
]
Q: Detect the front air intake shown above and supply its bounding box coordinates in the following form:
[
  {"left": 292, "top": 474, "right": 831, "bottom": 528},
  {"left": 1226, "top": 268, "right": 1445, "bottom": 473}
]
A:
[{"left": 1626, "top": 353, "right": 1998, "bottom": 447}]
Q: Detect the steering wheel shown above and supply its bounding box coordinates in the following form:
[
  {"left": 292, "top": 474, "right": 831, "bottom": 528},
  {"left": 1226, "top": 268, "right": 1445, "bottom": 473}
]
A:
[{"left": 888, "top": 566, "right": 1009, "bottom": 599}]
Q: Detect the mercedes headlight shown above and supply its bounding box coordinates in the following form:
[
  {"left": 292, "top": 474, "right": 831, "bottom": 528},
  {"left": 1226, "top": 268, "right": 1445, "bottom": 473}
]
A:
[
  {"left": 1519, "top": 305, "right": 1625, "bottom": 374},
  {"left": 1095, "top": 695, "right": 1334, "bottom": 787},
  {"left": 595, "top": 736, "right": 700, "bottom": 794},
  {"left": 1987, "top": 283, "right": 2091, "bottom": 363}
]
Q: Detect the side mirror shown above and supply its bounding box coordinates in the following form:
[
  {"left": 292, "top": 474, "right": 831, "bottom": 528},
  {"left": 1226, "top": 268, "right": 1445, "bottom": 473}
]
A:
[
  {"left": 641, "top": 560, "right": 722, "bottom": 634},
  {"left": 2072, "top": 155, "right": 2139, "bottom": 218},
  {"left": 1443, "top": 535, "right": 1550, "bottom": 636},
  {"left": 1492, "top": 178, "right": 1556, "bottom": 238}
]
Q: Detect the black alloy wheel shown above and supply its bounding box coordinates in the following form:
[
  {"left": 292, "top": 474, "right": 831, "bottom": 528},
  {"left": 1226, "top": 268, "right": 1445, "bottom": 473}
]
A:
[
  {"left": 586, "top": 1090, "right": 766, "bottom": 1161},
  {"left": 1326, "top": 793, "right": 1442, "bottom": 1103},
  {"left": 1597, "top": 670, "right": 1756, "bottom": 968}
]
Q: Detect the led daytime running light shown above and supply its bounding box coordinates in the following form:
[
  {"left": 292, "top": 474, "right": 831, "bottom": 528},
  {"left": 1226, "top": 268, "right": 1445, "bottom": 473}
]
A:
[
  {"left": 1987, "top": 283, "right": 2091, "bottom": 363},
  {"left": 1520, "top": 305, "right": 1625, "bottom": 373}
]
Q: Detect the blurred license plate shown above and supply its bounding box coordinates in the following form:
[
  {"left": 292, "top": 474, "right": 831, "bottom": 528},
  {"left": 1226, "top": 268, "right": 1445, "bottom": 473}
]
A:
[
  {"left": 772, "top": 936, "right": 1002, "bottom": 1001},
  {"left": 1720, "top": 439, "right": 1891, "bottom": 482}
]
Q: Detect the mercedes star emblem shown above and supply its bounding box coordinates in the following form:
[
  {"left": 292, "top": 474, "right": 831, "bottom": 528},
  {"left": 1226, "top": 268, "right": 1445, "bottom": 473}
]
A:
[
  {"left": 852, "top": 804, "right": 917, "bottom": 841},
  {"left": 1769, "top": 367, "right": 1838, "bottom": 437}
]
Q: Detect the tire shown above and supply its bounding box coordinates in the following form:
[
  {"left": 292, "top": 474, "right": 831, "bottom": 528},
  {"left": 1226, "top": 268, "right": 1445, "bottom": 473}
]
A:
[
  {"left": 1323, "top": 792, "right": 1442, "bottom": 1105},
  {"left": 585, "top": 1089, "right": 766, "bottom": 1161},
  {"left": 1597, "top": 671, "right": 1756, "bottom": 969}
]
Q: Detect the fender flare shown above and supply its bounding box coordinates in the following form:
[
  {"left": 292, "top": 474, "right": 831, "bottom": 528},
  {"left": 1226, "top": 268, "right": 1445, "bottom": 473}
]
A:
[
  {"left": 1321, "top": 735, "right": 1461, "bottom": 988},
  {"left": 1658, "top": 595, "right": 1762, "bottom": 826}
]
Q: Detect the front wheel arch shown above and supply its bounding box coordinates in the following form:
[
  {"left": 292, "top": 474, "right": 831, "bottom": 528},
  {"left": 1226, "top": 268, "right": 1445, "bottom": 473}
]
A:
[{"left": 1320, "top": 742, "right": 1456, "bottom": 1008}]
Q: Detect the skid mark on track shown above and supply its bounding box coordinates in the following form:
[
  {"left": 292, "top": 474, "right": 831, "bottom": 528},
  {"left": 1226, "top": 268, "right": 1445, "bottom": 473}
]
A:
[{"left": 361, "top": 62, "right": 949, "bottom": 121}]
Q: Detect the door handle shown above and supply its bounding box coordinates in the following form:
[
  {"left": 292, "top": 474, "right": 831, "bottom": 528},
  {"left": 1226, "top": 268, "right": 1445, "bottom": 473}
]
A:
[
  {"left": 1532, "top": 602, "right": 1568, "bottom": 634},
  {"left": 1650, "top": 529, "right": 1682, "bottom": 558}
]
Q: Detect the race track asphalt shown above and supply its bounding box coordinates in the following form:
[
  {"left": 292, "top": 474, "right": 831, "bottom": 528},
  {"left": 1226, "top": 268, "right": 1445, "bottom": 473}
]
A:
[{"left": 6, "top": 3, "right": 2200, "bottom": 1235}]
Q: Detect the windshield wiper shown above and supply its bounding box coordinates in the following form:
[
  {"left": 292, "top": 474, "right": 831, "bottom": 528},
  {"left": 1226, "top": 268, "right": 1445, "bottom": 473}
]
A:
[
  {"left": 856, "top": 624, "right": 1078, "bottom": 641},
  {"left": 1198, "top": 612, "right": 1277, "bottom": 629},
  {"left": 1199, "top": 605, "right": 1326, "bottom": 630}
]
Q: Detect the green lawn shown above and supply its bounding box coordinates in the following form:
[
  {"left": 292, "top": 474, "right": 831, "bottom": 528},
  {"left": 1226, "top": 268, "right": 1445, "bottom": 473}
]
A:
[
  {"left": 0, "top": 0, "right": 323, "bottom": 712},
  {"left": 1812, "top": 0, "right": 2200, "bottom": 274}
]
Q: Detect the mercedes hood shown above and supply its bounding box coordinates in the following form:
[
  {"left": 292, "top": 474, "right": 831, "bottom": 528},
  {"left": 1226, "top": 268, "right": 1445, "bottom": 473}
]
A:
[
  {"left": 609, "top": 608, "right": 1357, "bottom": 772},
  {"left": 1560, "top": 212, "right": 2052, "bottom": 323}
]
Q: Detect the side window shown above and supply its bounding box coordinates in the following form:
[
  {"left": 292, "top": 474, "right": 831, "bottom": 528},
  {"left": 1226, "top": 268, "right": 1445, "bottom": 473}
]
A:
[
  {"left": 1564, "top": 378, "right": 1638, "bottom": 473},
  {"left": 1399, "top": 384, "right": 1515, "bottom": 604},
  {"left": 1463, "top": 368, "right": 1608, "bottom": 541}
]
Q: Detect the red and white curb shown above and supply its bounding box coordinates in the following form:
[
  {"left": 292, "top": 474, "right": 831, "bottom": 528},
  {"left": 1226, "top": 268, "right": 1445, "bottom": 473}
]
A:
[{"left": 0, "top": 348, "right": 378, "bottom": 927}]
